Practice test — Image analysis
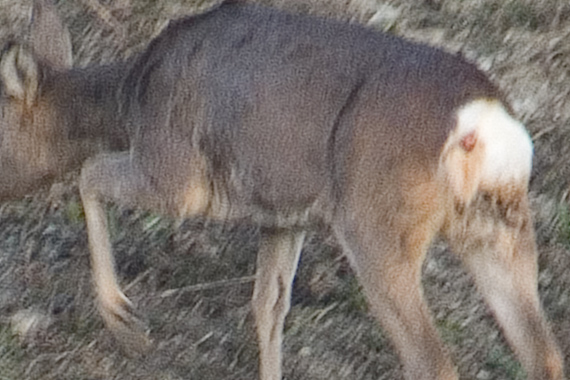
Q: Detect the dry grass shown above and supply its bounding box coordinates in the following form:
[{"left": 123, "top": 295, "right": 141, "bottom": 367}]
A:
[{"left": 0, "top": 0, "right": 569, "bottom": 379}]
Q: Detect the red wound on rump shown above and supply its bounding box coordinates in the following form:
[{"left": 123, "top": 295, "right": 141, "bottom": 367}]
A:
[{"left": 460, "top": 131, "right": 477, "bottom": 152}]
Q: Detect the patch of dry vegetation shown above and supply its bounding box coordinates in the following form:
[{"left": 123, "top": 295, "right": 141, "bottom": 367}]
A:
[{"left": 0, "top": 1, "right": 569, "bottom": 379}]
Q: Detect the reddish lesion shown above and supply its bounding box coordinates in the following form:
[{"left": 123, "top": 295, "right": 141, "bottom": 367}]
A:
[
  {"left": 439, "top": 128, "right": 485, "bottom": 206},
  {"left": 459, "top": 130, "right": 477, "bottom": 152}
]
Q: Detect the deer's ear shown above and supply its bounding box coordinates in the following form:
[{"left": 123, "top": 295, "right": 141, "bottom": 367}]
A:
[
  {"left": 29, "top": 0, "right": 72, "bottom": 69},
  {"left": 0, "top": 44, "right": 40, "bottom": 107}
]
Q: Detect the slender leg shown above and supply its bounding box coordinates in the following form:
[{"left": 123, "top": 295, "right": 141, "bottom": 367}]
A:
[
  {"left": 462, "top": 253, "right": 563, "bottom": 380},
  {"left": 81, "top": 187, "right": 152, "bottom": 353},
  {"left": 251, "top": 229, "right": 306, "bottom": 380},
  {"left": 332, "top": 164, "right": 458, "bottom": 379},
  {"left": 79, "top": 153, "right": 158, "bottom": 353},
  {"left": 79, "top": 151, "right": 210, "bottom": 354},
  {"left": 334, "top": 203, "right": 457, "bottom": 380},
  {"left": 457, "top": 225, "right": 563, "bottom": 379},
  {"left": 339, "top": 232, "right": 459, "bottom": 380}
]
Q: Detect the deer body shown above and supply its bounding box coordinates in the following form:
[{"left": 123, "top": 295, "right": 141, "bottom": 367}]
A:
[{"left": 0, "top": 1, "right": 564, "bottom": 379}]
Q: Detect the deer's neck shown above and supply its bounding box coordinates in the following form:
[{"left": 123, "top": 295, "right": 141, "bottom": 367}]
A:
[{"left": 47, "top": 62, "right": 131, "bottom": 153}]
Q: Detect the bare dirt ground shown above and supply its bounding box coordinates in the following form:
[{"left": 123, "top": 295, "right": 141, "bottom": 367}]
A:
[{"left": 0, "top": 0, "right": 569, "bottom": 379}]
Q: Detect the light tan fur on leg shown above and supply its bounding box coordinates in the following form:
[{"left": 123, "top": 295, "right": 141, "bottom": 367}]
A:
[
  {"left": 80, "top": 155, "right": 153, "bottom": 354},
  {"left": 252, "top": 230, "right": 306, "bottom": 380},
  {"left": 445, "top": 190, "right": 564, "bottom": 380}
]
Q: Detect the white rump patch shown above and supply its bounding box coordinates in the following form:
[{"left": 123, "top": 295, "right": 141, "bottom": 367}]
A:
[
  {"left": 441, "top": 99, "right": 533, "bottom": 203},
  {"left": 457, "top": 99, "right": 532, "bottom": 185}
]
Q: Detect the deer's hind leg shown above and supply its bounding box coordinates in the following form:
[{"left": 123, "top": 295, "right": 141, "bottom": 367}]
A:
[
  {"left": 446, "top": 193, "right": 564, "bottom": 380},
  {"left": 334, "top": 168, "right": 458, "bottom": 380},
  {"left": 79, "top": 149, "right": 211, "bottom": 354},
  {"left": 336, "top": 221, "right": 458, "bottom": 380}
]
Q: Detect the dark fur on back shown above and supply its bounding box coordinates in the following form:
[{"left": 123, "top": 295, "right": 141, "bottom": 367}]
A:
[{"left": 118, "top": 2, "right": 500, "bottom": 222}]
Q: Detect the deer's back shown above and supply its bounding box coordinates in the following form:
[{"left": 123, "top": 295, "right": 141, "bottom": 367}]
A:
[{"left": 121, "top": 2, "right": 501, "bottom": 218}]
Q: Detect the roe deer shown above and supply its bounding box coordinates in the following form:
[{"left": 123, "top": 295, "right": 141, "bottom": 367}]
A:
[{"left": 0, "top": 1, "right": 564, "bottom": 379}]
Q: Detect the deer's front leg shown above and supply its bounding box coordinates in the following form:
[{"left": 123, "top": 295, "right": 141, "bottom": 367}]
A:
[
  {"left": 252, "top": 229, "right": 306, "bottom": 380},
  {"left": 80, "top": 153, "right": 157, "bottom": 354}
]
